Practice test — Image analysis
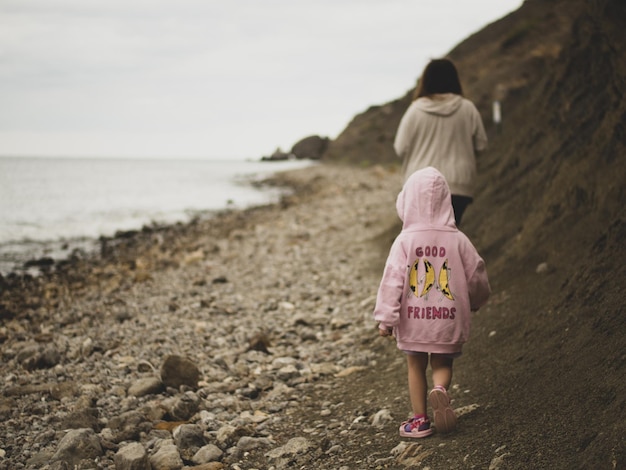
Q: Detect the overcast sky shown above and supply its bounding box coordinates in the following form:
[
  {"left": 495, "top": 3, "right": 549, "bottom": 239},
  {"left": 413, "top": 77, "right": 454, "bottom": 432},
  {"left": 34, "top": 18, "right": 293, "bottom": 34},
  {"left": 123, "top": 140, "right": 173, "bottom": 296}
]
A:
[{"left": 0, "top": 1, "right": 523, "bottom": 160}]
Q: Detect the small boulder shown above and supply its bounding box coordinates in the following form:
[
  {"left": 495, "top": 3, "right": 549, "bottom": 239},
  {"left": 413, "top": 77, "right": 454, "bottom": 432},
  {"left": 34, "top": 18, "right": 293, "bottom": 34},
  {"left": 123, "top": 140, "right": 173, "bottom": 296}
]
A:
[
  {"left": 160, "top": 355, "right": 200, "bottom": 390},
  {"left": 51, "top": 428, "right": 103, "bottom": 467},
  {"left": 114, "top": 442, "right": 150, "bottom": 470}
]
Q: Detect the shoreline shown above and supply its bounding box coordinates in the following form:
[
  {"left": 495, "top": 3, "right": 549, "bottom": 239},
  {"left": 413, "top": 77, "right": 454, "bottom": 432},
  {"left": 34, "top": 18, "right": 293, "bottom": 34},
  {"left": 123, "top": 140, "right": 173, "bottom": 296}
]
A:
[
  {"left": 0, "top": 160, "right": 319, "bottom": 279},
  {"left": 0, "top": 162, "right": 409, "bottom": 469},
  {"left": 0, "top": 161, "right": 403, "bottom": 345},
  {"left": 0, "top": 158, "right": 318, "bottom": 278},
  {"left": 0, "top": 162, "right": 330, "bottom": 297}
]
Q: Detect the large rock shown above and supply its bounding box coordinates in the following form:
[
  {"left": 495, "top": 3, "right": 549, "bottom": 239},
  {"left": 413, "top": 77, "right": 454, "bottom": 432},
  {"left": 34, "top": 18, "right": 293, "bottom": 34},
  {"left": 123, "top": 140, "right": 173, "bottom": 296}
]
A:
[
  {"left": 128, "top": 376, "right": 164, "bottom": 397},
  {"left": 265, "top": 437, "right": 317, "bottom": 468},
  {"left": 173, "top": 423, "right": 206, "bottom": 460},
  {"left": 149, "top": 441, "right": 184, "bottom": 470},
  {"left": 160, "top": 355, "right": 200, "bottom": 390},
  {"left": 290, "top": 135, "right": 330, "bottom": 160},
  {"left": 192, "top": 444, "right": 224, "bottom": 464},
  {"left": 107, "top": 410, "right": 152, "bottom": 443},
  {"left": 51, "top": 428, "right": 103, "bottom": 467},
  {"left": 114, "top": 442, "right": 150, "bottom": 470},
  {"left": 261, "top": 147, "right": 294, "bottom": 161}
]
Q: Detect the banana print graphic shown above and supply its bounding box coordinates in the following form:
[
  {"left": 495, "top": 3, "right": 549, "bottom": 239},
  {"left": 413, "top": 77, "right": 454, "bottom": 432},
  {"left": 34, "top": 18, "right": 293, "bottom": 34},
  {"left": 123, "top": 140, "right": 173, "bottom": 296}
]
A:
[
  {"left": 420, "top": 260, "right": 435, "bottom": 297},
  {"left": 438, "top": 259, "right": 455, "bottom": 300},
  {"left": 408, "top": 259, "right": 420, "bottom": 298}
]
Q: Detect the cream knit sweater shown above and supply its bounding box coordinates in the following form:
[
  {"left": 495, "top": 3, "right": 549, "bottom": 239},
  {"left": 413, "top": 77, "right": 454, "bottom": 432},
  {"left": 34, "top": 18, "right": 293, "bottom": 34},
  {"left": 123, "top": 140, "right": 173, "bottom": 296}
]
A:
[{"left": 394, "top": 93, "right": 487, "bottom": 197}]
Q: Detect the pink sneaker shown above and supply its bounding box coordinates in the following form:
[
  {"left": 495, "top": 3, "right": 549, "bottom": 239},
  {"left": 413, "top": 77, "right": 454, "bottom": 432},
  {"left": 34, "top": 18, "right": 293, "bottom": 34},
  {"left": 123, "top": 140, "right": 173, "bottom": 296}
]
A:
[
  {"left": 429, "top": 385, "right": 457, "bottom": 433},
  {"left": 399, "top": 415, "right": 433, "bottom": 438}
]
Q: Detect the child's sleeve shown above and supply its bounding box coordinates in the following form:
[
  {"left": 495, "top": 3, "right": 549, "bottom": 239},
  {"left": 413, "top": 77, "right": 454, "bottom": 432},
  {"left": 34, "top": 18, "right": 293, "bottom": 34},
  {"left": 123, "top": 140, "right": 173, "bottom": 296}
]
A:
[
  {"left": 468, "top": 257, "right": 491, "bottom": 311},
  {"left": 373, "top": 261, "right": 405, "bottom": 330}
]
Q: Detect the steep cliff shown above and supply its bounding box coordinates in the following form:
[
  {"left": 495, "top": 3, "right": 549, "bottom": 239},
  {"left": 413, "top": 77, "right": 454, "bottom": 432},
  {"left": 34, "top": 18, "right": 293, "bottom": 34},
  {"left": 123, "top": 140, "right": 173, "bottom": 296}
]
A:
[{"left": 325, "top": 0, "right": 626, "bottom": 467}]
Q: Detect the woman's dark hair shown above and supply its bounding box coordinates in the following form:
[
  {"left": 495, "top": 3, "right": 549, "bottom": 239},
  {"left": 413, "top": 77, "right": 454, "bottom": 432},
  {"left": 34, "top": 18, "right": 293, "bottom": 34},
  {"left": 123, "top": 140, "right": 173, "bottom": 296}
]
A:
[{"left": 414, "top": 58, "right": 463, "bottom": 99}]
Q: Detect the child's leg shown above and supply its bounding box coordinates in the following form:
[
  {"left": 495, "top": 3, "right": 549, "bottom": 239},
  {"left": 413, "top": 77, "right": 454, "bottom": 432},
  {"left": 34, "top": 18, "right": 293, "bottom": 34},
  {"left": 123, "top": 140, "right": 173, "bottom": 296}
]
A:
[
  {"left": 430, "top": 353, "right": 453, "bottom": 389},
  {"left": 406, "top": 352, "right": 429, "bottom": 415},
  {"left": 429, "top": 353, "right": 457, "bottom": 433}
]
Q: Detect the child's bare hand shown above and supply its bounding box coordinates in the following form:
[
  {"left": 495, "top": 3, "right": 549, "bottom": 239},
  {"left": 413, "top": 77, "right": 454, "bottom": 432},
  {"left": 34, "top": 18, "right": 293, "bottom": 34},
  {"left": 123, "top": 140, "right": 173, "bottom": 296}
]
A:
[{"left": 379, "top": 327, "right": 393, "bottom": 337}]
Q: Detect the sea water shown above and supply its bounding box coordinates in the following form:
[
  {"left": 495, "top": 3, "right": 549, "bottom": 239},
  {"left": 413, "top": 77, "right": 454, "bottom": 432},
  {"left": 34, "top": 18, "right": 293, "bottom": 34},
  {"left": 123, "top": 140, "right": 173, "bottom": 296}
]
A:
[{"left": 0, "top": 156, "right": 315, "bottom": 275}]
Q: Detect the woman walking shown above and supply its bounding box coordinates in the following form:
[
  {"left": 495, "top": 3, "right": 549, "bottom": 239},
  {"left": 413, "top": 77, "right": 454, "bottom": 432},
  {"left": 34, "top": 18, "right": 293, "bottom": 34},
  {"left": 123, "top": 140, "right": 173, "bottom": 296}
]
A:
[{"left": 394, "top": 58, "right": 488, "bottom": 226}]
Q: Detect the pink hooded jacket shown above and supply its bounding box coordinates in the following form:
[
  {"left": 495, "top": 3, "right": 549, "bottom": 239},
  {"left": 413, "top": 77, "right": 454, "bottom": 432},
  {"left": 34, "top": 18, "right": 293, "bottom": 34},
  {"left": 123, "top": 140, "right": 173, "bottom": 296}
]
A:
[{"left": 373, "top": 167, "right": 491, "bottom": 354}]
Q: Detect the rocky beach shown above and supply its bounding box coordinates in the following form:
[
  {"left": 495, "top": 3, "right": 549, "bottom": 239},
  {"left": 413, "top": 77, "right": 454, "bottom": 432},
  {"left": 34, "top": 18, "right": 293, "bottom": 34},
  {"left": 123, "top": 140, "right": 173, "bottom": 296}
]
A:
[
  {"left": 1, "top": 163, "right": 431, "bottom": 469},
  {"left": 1, "top": 156, "right": 625, "bottom": 470}
]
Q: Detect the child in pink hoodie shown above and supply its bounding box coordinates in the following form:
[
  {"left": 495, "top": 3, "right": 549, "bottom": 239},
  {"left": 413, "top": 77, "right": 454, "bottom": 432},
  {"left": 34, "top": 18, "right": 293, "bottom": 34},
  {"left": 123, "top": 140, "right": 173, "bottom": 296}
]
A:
[{"left": 374, "top": 167, "right": 490, "bottom": 438}]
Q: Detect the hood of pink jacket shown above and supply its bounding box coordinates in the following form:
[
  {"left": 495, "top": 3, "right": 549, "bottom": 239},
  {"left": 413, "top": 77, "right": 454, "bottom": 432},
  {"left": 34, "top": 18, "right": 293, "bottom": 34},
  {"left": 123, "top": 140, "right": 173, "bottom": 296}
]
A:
[{"left": 396, "top": 167, "right": 456, "bottom": 229}]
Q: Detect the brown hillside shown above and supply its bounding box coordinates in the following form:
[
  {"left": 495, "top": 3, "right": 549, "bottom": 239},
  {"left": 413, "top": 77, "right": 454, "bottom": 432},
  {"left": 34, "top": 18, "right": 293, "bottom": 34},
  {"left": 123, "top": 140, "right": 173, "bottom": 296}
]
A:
[
  {"left": 323, "top": 1, "right": 589, "bottom": 166},
  {"left": 326, "top": 0, "right": 626, "bottom": 468}
]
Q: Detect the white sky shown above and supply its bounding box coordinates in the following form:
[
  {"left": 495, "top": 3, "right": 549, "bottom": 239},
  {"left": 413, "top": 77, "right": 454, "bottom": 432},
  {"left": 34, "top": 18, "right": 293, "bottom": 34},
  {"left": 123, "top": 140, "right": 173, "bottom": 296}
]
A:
[{"left": 0, "top": 1, "right": 523, "bottom": 160}]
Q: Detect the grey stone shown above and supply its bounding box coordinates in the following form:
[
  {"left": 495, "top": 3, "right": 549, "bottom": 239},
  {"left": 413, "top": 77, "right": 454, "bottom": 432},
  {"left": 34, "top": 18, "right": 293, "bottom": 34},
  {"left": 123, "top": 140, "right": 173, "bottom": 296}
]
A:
[
  {"left": 128, "top": 376, "right": 164, "bottom": 397},
  {"left": 114, "top": 442, "right": 150, "bottom": 470},
  {"left": 265, "top": 436, "right": 315, "bottom": 461},
  {"left": 160, "top": 355, "right": 200, "bottom": 389},
  {"left": 191, "top": 443, "right": 224, "bottom": 464},
  {"left": 51, "top": 428, "right": 103, "bottom": 467},
  {"left": 149, "top": 443, "right": 183, "bottom": 470}
]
